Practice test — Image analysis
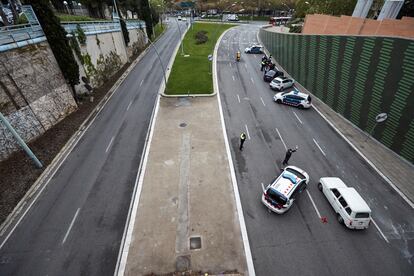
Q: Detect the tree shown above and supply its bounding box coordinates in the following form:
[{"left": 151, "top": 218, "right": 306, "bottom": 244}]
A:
[
  {"left": 139, "top": 0, "right": 153, "bottom": 39},
  {"left": 28, "top": 0, "right": 80, "bottom": 100}
]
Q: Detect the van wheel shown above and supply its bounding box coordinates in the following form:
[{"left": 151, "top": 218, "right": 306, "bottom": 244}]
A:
[
  {"left": 317, "top": 183, "right": 322, "bottom": 191},
  {"left": 276, "top": 99, "right": 282, "bottom": 104},
  {"left": 337, "top": 214, "right": 344, "bottom": 224},
  {"left": 298, "top": 104, "right": 304, "bottom": 109}
]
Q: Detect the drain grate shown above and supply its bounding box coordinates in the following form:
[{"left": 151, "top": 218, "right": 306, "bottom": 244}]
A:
[
  {"left": 189, "top": 236, "right": 201, "bottom": 250},
  {"left": 179, "top": 122, "right": 187, "bottom": 128}
]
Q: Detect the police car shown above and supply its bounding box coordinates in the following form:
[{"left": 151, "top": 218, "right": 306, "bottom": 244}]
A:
[
  {"left": 261, "top": 166, "right": 310, "bottom": 214},
  {"left": 244, "top": 44, "right": 263, "bottom": 54},
  {"left": 273, "top": 89, "right": 312, "bottom": 109}
]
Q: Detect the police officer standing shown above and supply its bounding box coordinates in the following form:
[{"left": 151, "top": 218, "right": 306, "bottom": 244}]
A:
[
  {"left": 240, "top": 132, "right": 247, "bottom": 150},
  {"left": 282, "top": 145, "right": 298, "bottom": 165}
]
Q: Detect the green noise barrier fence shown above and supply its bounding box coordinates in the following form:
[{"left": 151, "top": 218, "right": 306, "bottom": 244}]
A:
[{"left": 259, "top": 29, "right": 414, "bottom": 164}]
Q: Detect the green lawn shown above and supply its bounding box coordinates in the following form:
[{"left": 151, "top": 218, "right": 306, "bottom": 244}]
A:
[
  {"left": 57, "top": 13, "right": 109, "bottom": 22},
  {"left": 166, "top": 23, "right": 234, "bottom": 95}
]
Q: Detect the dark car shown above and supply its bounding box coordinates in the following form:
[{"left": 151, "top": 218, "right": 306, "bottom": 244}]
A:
[{"left": 263, "top": 69, "right": 284, "bottom": 82}]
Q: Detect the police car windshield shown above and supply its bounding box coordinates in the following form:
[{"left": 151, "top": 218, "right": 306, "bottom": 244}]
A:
[
  {"left": 267, "top": 188, "right": 288, "bottom": 205},
  {"left": 286, "top": 168, "right": 305, "bottom": 180}
]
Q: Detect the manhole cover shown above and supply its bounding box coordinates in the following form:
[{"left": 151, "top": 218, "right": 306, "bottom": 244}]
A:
[
  {"left": 189, "top": 236, "right": 202, "bottom": 250},
  {"left": 176, "top": 255, "right": 190, "bottom": 271},
  {"left": 179, "top": 122, "right": 187, "bottom": 128}
]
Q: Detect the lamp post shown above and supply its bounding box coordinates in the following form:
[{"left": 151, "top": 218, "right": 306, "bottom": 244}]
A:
[{"left": 63, "top": 1, "right": 70, "bottom": 14}]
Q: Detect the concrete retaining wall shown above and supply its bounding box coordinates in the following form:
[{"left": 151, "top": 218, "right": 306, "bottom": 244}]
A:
[{"left": 0, "top": 41, "right": 77, "bottom": 161}]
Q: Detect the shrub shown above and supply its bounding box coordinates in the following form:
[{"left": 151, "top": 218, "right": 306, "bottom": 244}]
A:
[
  {"left": 75, "top": 24, "right": 86, "bottom": 45},
  {"left": 195, "top": 30, "right": 208, "bottom": 44}
]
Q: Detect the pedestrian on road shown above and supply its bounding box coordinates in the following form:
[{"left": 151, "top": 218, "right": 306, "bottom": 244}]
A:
[
  {"left": 282, "top": 145, "right": 298, "bottom": 165},
  {"left": 261, "top": 60, "right": 266, "bottom": 71},
  {"left": 240, "top": 132, "right": 247, "bottom": 150}
]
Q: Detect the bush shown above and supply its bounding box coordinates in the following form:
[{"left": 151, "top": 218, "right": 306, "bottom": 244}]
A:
[
  {"left": 75, "top": 24, "right": 86, "bottom": 45},
  {"left": 195, "top": 30, "right": 208, "bottom": 44}
]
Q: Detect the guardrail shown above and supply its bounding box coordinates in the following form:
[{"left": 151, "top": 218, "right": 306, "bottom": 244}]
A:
[
  {"left": 0, "top": 24, "right": 46, "bottom": 52},
  {"left": 61, "top": 20, "right": 145, "bottom": 35}
]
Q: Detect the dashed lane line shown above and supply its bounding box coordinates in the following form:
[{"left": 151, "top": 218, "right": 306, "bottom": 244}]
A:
[
  {"left": 293, "top": 111, "right": 303, "bottom": 124},
  {"left": 313, "top": 138, "right": 326, "bottom": 157},
  {"left": 275, "top": 128, "right": 287, "bottom": 151},
  {"left": 260, "top": 97, "right": 266, "bottom": 106},
  {"left": 371, "top": 218, "right": 390, "bottom": 243},
  {"left": 62, "top": 208, "right": 80, "bottom": 245},
  {"left": 237, "top": 94, "right": 240, "bottom": 103},
  {"left": 126, "top": 101, "right": 132, "bottom": 111},
  {"left": 106, "top": 136, "right": 115, "bottom": 153},
  {"left": 306, "top": 190, "right": 322, "bottom": 219},
  {"left": 245, "top": 124, "right": 251, "bottom": 140}
]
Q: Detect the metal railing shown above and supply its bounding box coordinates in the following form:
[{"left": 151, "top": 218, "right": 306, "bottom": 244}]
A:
[{"left": 61, "top": 20, "right": 145, "bottom": 35}]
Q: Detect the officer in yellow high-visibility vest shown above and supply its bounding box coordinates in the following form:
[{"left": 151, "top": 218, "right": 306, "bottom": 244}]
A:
[
  {"left": 240, "top": 132, "right": 246, "bottom": 150},
  {"left": 236, "top": 51, "right": 241, "bottom": 61}
]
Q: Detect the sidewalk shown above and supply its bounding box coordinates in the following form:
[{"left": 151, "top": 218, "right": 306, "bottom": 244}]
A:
[{"left": 123, "top": 97, "right": 248, "bottom": 275}]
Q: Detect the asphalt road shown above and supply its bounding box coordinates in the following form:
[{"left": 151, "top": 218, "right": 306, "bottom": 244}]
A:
[
  {"left": 0, "top": 20, "right": 185, "bottom": 275},
  {"left": 217, "top": 25, "right": 414, "bottom": 275}
]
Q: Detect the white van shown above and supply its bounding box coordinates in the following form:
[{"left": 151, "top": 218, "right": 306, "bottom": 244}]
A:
[{"left": 318, "top": 177, "right": 371, "bottom": 229}]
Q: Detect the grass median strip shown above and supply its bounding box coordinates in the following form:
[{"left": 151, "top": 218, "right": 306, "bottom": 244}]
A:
[{"left": 166, "top": 22, "right": 234, "bottom": 95}]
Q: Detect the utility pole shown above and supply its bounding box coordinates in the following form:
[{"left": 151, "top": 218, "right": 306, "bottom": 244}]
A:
[{"left": 0, "top": 112, "right": 43, "bottom": 168}]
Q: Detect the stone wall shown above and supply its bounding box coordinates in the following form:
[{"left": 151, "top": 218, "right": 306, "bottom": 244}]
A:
[{"left": 0, "top": 41, "right": 77, "bottom": 161}]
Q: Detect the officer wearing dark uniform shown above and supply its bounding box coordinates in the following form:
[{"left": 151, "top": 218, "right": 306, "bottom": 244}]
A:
[
  {"left": 240, "top": 132, "right": 247, "bottom": 150},
  {"left": 283, "top": 146, "right": 298, "bottom": 165}
]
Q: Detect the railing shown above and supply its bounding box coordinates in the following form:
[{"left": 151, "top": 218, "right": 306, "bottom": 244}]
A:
[
  {"left": 61, "top": 20, "right": 145, "bottom": 35},
  {"left": 0, "top": 5, "right": 46, "bottom": 52}
]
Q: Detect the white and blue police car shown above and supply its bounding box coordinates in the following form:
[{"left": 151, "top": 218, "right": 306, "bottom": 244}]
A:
[
  {"left": 261, "top": 166, "right": 310, "bottom": 214},
  {"left": 273, "top": 89, "right": 312, "bottom": 109}
]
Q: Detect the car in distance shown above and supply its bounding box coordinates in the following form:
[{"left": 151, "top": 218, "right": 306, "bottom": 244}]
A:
[
  {"left": 270, "top": 76, "right": 294, "bottom": 91},
  {"left": 273, "top": 90, "right": 311, "bottom": 109},
  {"left": 263, "top": 69, "right": 284, "bottom": 82},
  {"left": 245, "top": 45, "right": 263, "bottom": 54},
  {"left": 318, "top": 177, "right": 371, "bottom": 229},
  {"left": 178, "top": 16, "right": 182, "bottom": 21},
  {"left": 261, "top": 166, "right": 310, "bottom": 214}
]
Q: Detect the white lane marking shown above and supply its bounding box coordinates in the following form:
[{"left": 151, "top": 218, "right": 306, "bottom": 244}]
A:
[
  {"left": 245, "top": 64, "right": 247, "bottom": 69},
  {"left": 213, "top": 29, "right": 256, "bottom": 276},
  {"left": 232, "top": 75, "right": 235, "bottom": 81},
  {"left": 140, "top": 79, "right": 144, "bottom": 87},
  {"left": 312, "top": 104, "right": 414, "bottom": 209},
  {"left": 275, "top": 128, "right": 287, "bottom": 151},
  {"left": 245, "top": 124, "right": 251, "bottom": 140},
  {"left": 106, "top": 136, "right": 115, "bottom": 153},
  {"left": 229, "top": 62, "right": 232, "bottom": 67},
  {"left": 250, "top": 77, "right": 254, "bottom": 84},
  {"left": 306, "top": 190, "right": 322, "bottom": 219},
  {"left": 293, "top": 111, "right": 303, "bottom": 124},
  {"left": 313, "top": 138, "right": 326, "bottom": 157},
  {"left": 371, "top": 218, "right": 389, "bottom": 243},
  {"left": 62, "top": 208, "right": 80, "bottom": 244},
  {"left": 260, "top": 97, "right": 266, "bottom": 106},
  {"left": 126, "top": 101, "right": 132, "bottom": 111},
  {"left": 237, "top": 94, "right": 240, "bottom": 103}
]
